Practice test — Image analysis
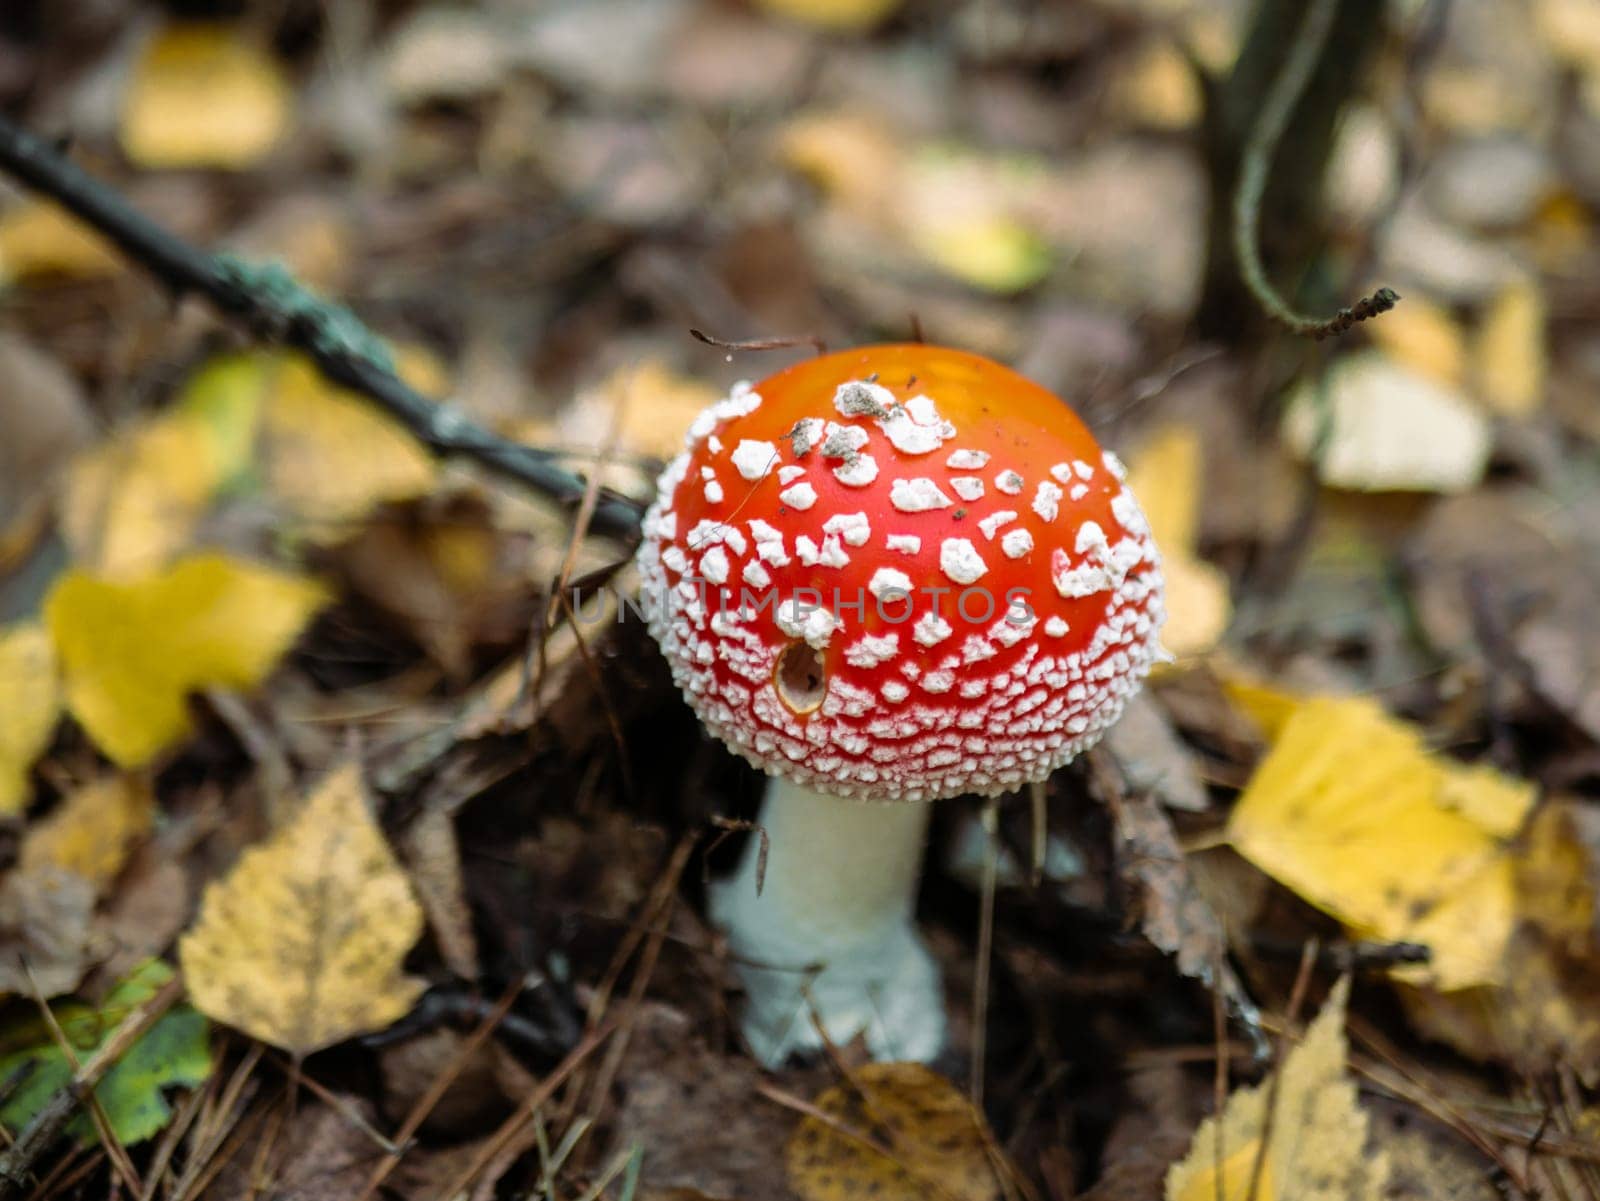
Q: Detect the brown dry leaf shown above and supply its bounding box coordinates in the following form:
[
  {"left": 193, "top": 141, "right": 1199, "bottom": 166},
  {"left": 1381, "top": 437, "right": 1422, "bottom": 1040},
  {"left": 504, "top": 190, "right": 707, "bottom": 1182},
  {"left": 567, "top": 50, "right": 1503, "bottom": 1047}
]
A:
[
  {"left": 0, "top": 622, "right": 59, "bottom": 816},
  {"left": 1474, "top": 277, "right": 1546, "bottom": 418},
  {"left": 59, "top": 410, "right": 225, "bottom": 579},
  {"left": 179, "top": 761, "right": 425, "bottom": 1055},
  {"left": 1224, "top": 695, "right": 1536, "bottom": 990},
  {"left": 21, "top": 775, "right": 155, "bottom": 894},
  {"left": 398, "top": 807, "right": 478, "bottom": 981},
  {"left": 1165, "top": 978, "right": 1388, "bottom": 1201},
  {"left": 0, "top": 202, "right": 122, "bottom": 283},
  {"left": 261, "top": 352, "right": 440, "bottom": 533},
  {"left": 44, "top": 552, "right": 329, "bottom": 768},
  {"left": 0, "top": 334, "right": 95, "bottom": 556},
  {"left": 0, "top": 866, "right": 97, "bottom": 999},
  {"left": 785, "top": 1062, "right": 1001, "bottom": 1201},
  {"left": 120, "top": 24, "right": 291, "bottom": 170},
  {"left": 1124, "top": 425, "right": 1229, "bottom": 659}
]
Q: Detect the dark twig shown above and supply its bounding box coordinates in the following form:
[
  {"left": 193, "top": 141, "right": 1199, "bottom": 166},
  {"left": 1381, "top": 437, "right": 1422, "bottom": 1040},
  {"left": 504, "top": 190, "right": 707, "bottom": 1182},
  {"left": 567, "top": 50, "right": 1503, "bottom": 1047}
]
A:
[
  {"left": 0, "top": 974, "right": 183, "bottom": 1199},
  {"left": 0, "top": 116, "right": 645, "bottom": 542},
  {"left": 1232, "top": 0, "right": 1400, "bottom": 340},
  {"left": 689, "top": 329, "right": 828, "bottom": 356}
]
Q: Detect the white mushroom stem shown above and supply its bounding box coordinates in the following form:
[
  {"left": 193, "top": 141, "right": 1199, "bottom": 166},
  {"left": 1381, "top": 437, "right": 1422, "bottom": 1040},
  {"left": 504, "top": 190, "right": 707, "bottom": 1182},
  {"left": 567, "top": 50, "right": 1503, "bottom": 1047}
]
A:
[{"left": 707, "top": 775, "right": 945, "bottom": 1066}]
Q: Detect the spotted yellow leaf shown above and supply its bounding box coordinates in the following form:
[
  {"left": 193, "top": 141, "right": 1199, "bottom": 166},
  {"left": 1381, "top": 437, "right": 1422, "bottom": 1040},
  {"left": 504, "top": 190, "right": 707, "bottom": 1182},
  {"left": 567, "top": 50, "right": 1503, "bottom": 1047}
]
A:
[
  {"left": 179, "top": 762, "right": 425, "bottom": 1055},
  {"left": 121, "top": 24, "right": 290, "bottom": 170},
  {"left": 1166, "top": 978, "right": 1387, "bottom": 1201},
  {"left": 44, "top": 552, "right": 328, "bottom": 767},
  {"left": 0, "top": 622, "right": 59, "bottom": 815},
  {"left": 1225, "top": 696, "right": 1535, "bottom": 990},
  {"left": 21, "top": 775, "right": 155, "bottom": 894},
  {"left": 785, "top": 1063, "right": 1000, "bottom": 1201}
]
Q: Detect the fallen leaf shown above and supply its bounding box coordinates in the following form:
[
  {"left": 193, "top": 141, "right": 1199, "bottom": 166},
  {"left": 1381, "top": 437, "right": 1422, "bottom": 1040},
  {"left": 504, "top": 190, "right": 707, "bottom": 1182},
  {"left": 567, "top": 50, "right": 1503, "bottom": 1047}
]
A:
[
  {"left": 0, "top": 202, "right": 122, "bottom": 283},
  {"left": 0, "top": 334, "right": 95, "bottom": 553},
  {"left": 260, "top": 352, "right": 440, "bottom": 533},
  {"left": 1364, "top": 293, "right": 1466, "bottom": 387},
  {"left": 45, "top": 552, "right": 328, "bottom": 767},
  {"left": 1400, "top": 800, "right": 1600, "bottom": 1078},
  {"left": 0, "top": 866, "right": 96, "bottom": 998},
  {"left": 59, "top": 410, "right": 224, "bottom": 578},
  {"left": 0, "top": 960, "right": 212, "bottom": 1148},
  {"left": 901, "top": 147, "right": 1054, "bottom": 293},
  {"left": 785, "top": 1062, "right": 1000, "bottom": 1201},
  {"left": 0, "top": 622, "right": 59, "bottom": 815},
  {"left": 120, "top": 24, "right": 291, "bottom": 170},
  {"left": 179, "top": 761, "right": 425, "bottom": 1055},
  {"left": 1225, "top": 695, "right": 1536, "bottom": 990},
  {"left": 752, "top": 0, "right": 901, "bottom": 32},
  {"left": 1474, "top": 277, "right": 1546, "bottom": 417},
  {"left": 21, "top": 775, "right": 156, "bottom": 894},
  {"left": 1124, "top": 425, "right": 1229, "bottom": 658},
  {"left": 1165, "top": 978, "right": 1388, "bottom": 1201},
  {"left": 1282, "top": 352, "right": 1492, "bottom": 493},
  {"left": 1113, "top": 38, "right": 1202, "bottom": 130}
]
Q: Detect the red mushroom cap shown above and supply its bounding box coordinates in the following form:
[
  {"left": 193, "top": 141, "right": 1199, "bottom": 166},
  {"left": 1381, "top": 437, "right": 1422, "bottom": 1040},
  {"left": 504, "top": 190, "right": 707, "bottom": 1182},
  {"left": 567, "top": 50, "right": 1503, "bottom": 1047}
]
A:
[{"left": 637, "top": 344, "right": 1165, "bottom": 801}]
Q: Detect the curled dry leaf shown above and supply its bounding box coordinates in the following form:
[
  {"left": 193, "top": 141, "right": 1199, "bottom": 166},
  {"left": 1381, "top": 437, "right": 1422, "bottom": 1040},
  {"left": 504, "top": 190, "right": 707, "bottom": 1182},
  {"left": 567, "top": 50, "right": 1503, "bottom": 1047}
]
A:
[
  {"left": 1165, "top": 978, "right": 1388, "bottom": 1201},
  {"left": 0, "top": 621, "right": 58, "bottom": 815},
  {"left": 785, "top": 1062, "right": 1001, "bottom": 1201},
  {"left": 179, "top": 761, "right": 425, "bottom": 1055},
  {"left": 44, "top": 552, "right": 328, "bottom": 768}
]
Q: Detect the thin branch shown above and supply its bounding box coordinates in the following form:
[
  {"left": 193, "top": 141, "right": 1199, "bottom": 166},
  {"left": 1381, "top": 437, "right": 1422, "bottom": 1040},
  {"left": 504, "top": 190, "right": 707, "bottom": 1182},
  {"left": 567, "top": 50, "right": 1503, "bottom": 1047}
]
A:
[
  {"left": 0, "top": 116, "right": 645, "bottom": 541},
  {"left": 1231, "top": 0, "right": 1400, "bottom": 340}
]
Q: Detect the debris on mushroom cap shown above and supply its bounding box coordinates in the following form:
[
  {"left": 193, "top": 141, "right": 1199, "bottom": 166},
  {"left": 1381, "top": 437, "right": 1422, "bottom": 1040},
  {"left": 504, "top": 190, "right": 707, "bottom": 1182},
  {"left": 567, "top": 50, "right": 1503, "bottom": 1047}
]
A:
[{"left": 636, "top": 345, "right": 1166, "bottom": 802}]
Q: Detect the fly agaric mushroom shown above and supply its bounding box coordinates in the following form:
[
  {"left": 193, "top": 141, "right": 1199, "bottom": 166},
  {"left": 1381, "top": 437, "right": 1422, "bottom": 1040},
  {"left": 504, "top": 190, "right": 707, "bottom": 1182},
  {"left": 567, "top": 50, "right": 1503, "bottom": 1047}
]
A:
[{"left": 636, "top": 344, "right": 1164, "bottom": 1065}]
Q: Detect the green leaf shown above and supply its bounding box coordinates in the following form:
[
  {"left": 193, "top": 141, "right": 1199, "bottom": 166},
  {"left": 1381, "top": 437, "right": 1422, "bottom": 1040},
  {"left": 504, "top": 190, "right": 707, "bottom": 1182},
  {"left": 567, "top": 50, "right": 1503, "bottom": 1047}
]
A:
[{"left": 0, "top": 960, "right": 213, "bottom": 1147}]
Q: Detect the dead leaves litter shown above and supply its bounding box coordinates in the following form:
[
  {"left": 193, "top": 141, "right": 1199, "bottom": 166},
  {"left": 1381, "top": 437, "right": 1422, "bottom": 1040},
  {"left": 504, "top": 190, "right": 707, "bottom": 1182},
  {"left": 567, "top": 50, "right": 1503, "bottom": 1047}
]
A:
[
  {"left": 1224, "top": 694, "right": 1535, "bottom": 991},
  {"left": 179, "top": 761, "right": 425, "bottom": 1056},
  {"left": 1165, "top": 978, "right": 1387, "bottom": 1201},
  {"left": 45, "top": 552, "right": 328, "bottom": 768},
  {"left": 785, "top": 1063, "right": 1001, "bottom": 1201}
]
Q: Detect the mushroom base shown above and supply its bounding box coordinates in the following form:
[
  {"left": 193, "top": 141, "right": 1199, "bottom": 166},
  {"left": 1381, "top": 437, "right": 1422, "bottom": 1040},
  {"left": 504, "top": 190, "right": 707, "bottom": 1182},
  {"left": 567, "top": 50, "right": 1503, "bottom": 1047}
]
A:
[{"left": 708, "top": 776, "right": 945, "bottom": 1066}]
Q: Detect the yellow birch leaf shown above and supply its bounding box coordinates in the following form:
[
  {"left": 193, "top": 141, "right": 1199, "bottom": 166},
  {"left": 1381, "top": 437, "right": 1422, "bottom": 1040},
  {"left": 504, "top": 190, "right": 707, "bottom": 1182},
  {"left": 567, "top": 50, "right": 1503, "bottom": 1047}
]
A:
[
  {"left": 1225, "top": 696, "right": 1536, "bottom": 990},
  {"left": 44, "top": 552, "right": 328, "bottom": 767},
  {"left": 59, "top": 412, "right": 224, "bottom": 578},
  {"left": 906, "top": 210, "right": 1053, "bottom": 294},
  {"left": 21, "top": 775, "right": 154, "bottom": 893},
  {"left": 260, "top": 353, "right": 438, "bottom": 531},
  {"left": 179, "top": 762, "right": 425, "bottom": 1055},
  {"left": 0, "top": 202, "right": 122, "bottom": 284},
  {"left": 752, "top": 0, "right": 901, "bottom": 32},
  {"left": 778, "top": 112, "right": 902, "bottom": 218},
  {"left": 785, "top": 1063, "right": 1000, "bottom": 1201},
  {"left": 1366, "top": 294, "right": 1465, "bottom": 387},
  {"left": 1166, "top": 978, "right": 1387, "bottom": 1201},
  {"left": 0, "top": 622, "right": 59, "bottom": 815},
  {"left": 1474, "top": 278, "right": 1546, "bottom": 418},
  {"left": 1124, "top": 426, "right": 1229, "bottom": 659},
  {"left": 120, "top": 24, "right": 290, "bottom": 170}
]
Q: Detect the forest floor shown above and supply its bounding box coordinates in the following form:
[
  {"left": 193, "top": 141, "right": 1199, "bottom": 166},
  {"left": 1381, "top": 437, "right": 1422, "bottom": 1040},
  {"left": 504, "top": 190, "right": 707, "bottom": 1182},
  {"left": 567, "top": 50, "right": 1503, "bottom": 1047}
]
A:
[{"left": 3, "top": 0, "right": 1600, "bottom": 1198}]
